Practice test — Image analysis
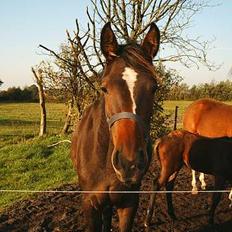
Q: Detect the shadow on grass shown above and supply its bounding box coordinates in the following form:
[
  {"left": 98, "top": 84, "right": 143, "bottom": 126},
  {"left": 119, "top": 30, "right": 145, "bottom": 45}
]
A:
[
  {"left": 0, "top": 119, "right": 39, "bottom": 126},
  {"left": 25, "top": 146, "right": 54, "bottom": 159}
]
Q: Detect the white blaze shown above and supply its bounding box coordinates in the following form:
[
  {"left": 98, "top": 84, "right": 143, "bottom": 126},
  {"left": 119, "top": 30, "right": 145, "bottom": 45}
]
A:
[{"left": 122, "top": 67, "right": 138, "bottom": 113}]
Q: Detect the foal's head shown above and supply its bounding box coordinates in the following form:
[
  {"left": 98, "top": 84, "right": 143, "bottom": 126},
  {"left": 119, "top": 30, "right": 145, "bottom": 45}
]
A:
[{"left": 100, "top": 22, "right": 160, "bottom": 184}]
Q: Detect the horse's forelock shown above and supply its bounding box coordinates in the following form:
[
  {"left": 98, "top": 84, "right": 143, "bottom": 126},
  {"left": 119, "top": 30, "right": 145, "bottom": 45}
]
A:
[{"left": 119, "top": 44, "right": 157, "bottom": 79}]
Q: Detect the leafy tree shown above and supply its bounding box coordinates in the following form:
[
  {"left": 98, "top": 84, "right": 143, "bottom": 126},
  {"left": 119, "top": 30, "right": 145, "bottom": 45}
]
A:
[
  {"left": 167, "top": 80, "right": 232, "bottom": 101},
  {"left": 0, "top": 85, "right": 38, "bottom": 102}
]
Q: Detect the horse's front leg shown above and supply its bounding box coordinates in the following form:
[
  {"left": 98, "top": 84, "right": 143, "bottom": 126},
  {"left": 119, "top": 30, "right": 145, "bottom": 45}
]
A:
[
  {"left": 144, "top": 177, "right": 160, "bottom": 228},
  {"left": 83, "top": 195, "right": 103, "bottom": 232},
  {"left": 117, "top": 194, "right": 139, "bottom": 232},
  {"left": 102, "top": 204, "right": 113, "bottom": 232}
]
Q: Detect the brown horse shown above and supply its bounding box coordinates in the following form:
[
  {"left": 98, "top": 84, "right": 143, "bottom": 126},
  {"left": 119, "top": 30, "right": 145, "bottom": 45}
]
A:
[
  {"left": 183, "top": 98, "right": 232, "bottom": 193},
  {"left": 71, "top": 22, "right": 160, "bottom": 232},
  {"left": 183, "top": 98, "right": 232, "bottom": 137},
  {"left": 145, "top": 130, "right": 232, "bottom": 228}
]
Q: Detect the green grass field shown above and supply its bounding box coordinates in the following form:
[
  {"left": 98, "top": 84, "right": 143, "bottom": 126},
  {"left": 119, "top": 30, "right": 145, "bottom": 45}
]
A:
[
  {"left": 164, "top": 100, "right": 192, "bottom": 129},
  {"left": 0, "top": 101, "right": 191, "bottom": 210},
  {"left": 0, "top": 103, "right": 78, "bottom": 210},
  {"left": 0, "top": 103, "right": 67, "bottom": 148}
]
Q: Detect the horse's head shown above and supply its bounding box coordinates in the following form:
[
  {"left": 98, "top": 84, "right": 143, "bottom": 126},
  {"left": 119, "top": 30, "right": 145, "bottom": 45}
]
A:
[{"left": 100, "top": 22, "right": 160, "bottom": 185}]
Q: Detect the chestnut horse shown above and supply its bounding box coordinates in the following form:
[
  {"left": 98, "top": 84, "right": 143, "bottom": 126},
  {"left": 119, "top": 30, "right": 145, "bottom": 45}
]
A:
[
  {"left": 71, "top": 22, "right": 160, "bottom": 232},
  {"left": 183, "top": 98, "right": 232, "bottom": 193},
  {"left": 145, "top": 130, "right": 232, "bottom": 228}
]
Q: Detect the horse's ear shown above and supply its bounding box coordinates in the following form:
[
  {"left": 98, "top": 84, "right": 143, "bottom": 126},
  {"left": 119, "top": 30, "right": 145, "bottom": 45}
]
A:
[
  {"left": 100, "top": 22, "right": 118, "bottom": 62},
  {"left": 141, "top": 23, "right": 160, "bottom": 61}
]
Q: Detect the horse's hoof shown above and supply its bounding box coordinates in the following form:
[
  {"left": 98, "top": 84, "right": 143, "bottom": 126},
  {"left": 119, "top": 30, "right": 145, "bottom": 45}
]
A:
[
  {"left": 208, "top": 217, "right": 214, "bottom": 225},
  {"left": 191, "top": 189, "right": 198, "bottom": 195},
  {"left": 169, "top": 219, "right": 175, "bottom": 232},
  {"left": 207, "top": 223, "right": 217, "bottom": 232},
  {"left": 171, "top": 215, "right": 177, "bottom": 221},
  {"left": 201, "top": 185, "right": 206, "bottom": 190},
  {"left": 144, "top": 219, "right": 151, "bottom": 228},
  {"left": 203, "top": 203, "right": 209, "bottom": 210},
  {"left": 168, "top": 212, "right": 177, "bottom": 221}
]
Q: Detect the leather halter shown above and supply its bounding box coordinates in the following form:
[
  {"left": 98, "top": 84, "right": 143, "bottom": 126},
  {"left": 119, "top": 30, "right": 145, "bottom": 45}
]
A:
[
  {"left": 107, "top": 112, "right": 142, "bottom": 128},
  {"left": 107, "top": 112, "right": 149, "bottom": 141}
]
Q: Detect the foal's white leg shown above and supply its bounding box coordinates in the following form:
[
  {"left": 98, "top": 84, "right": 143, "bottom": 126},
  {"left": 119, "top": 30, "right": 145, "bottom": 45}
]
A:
[
  {"left": 199, "top": 173, "right": 206, "bottom": 190},
  {"left": 191, "top": 170, "right": 198, "bottom": 194},
  {"left": 229, "top": 188, "right": 232, "bottom": 208}
]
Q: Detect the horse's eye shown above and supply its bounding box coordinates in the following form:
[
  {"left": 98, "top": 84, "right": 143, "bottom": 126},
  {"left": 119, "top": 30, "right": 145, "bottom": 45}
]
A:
[{"left": 101, "top": 86, "right": 108, "bottom": 94}]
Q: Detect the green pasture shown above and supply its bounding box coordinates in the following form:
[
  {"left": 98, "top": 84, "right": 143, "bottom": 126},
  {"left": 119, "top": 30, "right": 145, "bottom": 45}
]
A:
[
  {"left": 0, "top": 103, "right": 67, "bottom": 148},
  {"left": 0, "top": 103, "right": 77, "bottom": 210},
  {"left": 164, "top": 100, "right": 191, "bottom": 129},
  {"left": 0, "top": 101, "right": 191, "bottom": 210}
]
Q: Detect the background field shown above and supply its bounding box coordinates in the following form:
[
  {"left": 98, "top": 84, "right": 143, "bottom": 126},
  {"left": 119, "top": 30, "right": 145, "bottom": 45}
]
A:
[
  {"left": 0, "top": 101, "right": 231, "bottom": 232},
  {"left": 0, "top": 103, "right": 67, "bottom": 148},
  {"left": 0, "top": 103, "right": 77, "bottom": 209},
  {"left": 0, "top": 100, "right": 197, "bottom": 210}
]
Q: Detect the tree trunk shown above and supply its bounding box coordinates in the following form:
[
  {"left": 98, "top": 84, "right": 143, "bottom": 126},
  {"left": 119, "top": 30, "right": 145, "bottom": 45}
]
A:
[
  {"left": 62, "top": 98, "right": 74, "bottom": 134},
  {"left": 32, "top": 67, "right": 46, "bottom": 137}
]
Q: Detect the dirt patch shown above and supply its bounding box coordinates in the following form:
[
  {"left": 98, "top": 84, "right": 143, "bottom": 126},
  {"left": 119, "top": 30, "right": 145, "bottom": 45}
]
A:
[{"left": 0, "top": 161, "right": 231, "bottom": 232}]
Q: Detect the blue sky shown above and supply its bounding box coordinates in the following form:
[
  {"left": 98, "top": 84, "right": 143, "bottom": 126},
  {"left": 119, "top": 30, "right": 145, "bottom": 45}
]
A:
[{"left": 0, "top": 0, "right": 231, "bottom": 89}]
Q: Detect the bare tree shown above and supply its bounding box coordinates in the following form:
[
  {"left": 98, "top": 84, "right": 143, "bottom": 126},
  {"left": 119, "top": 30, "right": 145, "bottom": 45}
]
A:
[
  {"left": 32, "top": 66, "right": 46, "bottom": 137},
  {"left": 61, "top": 98, "right": 74, "bottom": 134},
  {"left": 39, "top": 40, "right": 99, "bottom": 134},
  {"left": 87, "top": 0, "right": 216, "bottom": 69},
  {"left": 38, "top": 0, "right": 216, "bottom": 136}
]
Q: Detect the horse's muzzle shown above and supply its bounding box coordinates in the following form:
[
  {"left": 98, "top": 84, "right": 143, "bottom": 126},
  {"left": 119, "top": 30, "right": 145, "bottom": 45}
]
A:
[{"left": 111, "top": 149, "right": 148, "bottom": 184}]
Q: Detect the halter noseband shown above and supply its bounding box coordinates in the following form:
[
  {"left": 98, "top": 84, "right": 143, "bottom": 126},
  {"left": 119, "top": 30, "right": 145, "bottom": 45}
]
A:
[
  {"left": 107, "top": 112, "right": 149, "bottom": 142},
  {"left": 107, "top": 112, "right": 142, "bottom": 128}
]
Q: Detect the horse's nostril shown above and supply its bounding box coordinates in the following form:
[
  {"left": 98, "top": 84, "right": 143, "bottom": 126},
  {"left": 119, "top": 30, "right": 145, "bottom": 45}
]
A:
[
  {"left": 115, "top": 151, "right": 119, "bottom": 163},
  {"left": 114, "top": 151, "right": 121, "bottom": 168},
  {"left": 113, "top": 151, "right": 125, "bottom": 170}
]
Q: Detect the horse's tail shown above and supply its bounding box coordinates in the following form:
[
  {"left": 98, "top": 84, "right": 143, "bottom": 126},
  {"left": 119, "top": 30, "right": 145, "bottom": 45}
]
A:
[{"left": 153, "top": 138, "right": 161, "bottom": 162}]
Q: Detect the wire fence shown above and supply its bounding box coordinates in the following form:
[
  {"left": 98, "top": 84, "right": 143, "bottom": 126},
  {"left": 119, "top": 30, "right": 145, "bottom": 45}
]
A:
[{"left": 0, "top": 189, "right": 231, "bottom": 194}]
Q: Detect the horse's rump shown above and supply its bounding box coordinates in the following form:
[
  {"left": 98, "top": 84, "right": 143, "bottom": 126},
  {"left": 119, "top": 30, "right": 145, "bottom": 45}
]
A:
[{"left": 183, "top": 98, "right": 232, "bottom": 137}]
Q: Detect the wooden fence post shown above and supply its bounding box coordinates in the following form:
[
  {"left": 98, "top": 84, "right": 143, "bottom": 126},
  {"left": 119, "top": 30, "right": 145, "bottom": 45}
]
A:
[
  {"left": 32, "top": 67, "right": 46, "bottom": 137},
  {"left": 173, "top": 106, "right": 179, "bottom": 130}
]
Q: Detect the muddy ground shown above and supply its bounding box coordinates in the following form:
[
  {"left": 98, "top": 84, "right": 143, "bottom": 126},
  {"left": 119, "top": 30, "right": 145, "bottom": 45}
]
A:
[{"left": 0, "top": 160, "right": 231, "bottom": 232}]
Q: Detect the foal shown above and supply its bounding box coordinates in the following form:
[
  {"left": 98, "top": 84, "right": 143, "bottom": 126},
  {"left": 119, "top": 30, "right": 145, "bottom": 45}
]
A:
[
  {"left": 145, "top": 130, "right": 232, "bottom": 227},
  {"left": 183, "top": 98, "right": 232, "bottom": 193}
]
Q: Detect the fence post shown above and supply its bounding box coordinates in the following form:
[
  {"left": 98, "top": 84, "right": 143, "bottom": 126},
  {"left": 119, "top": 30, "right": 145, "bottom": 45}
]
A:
[{"left": 173, "top": 106, "right": 179, "bottom": 130}]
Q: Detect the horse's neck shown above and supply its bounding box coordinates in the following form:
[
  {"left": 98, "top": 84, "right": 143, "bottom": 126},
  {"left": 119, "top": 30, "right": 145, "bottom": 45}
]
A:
[{"left": 90, "top": 98, "right": 113, "bottom": 155}]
